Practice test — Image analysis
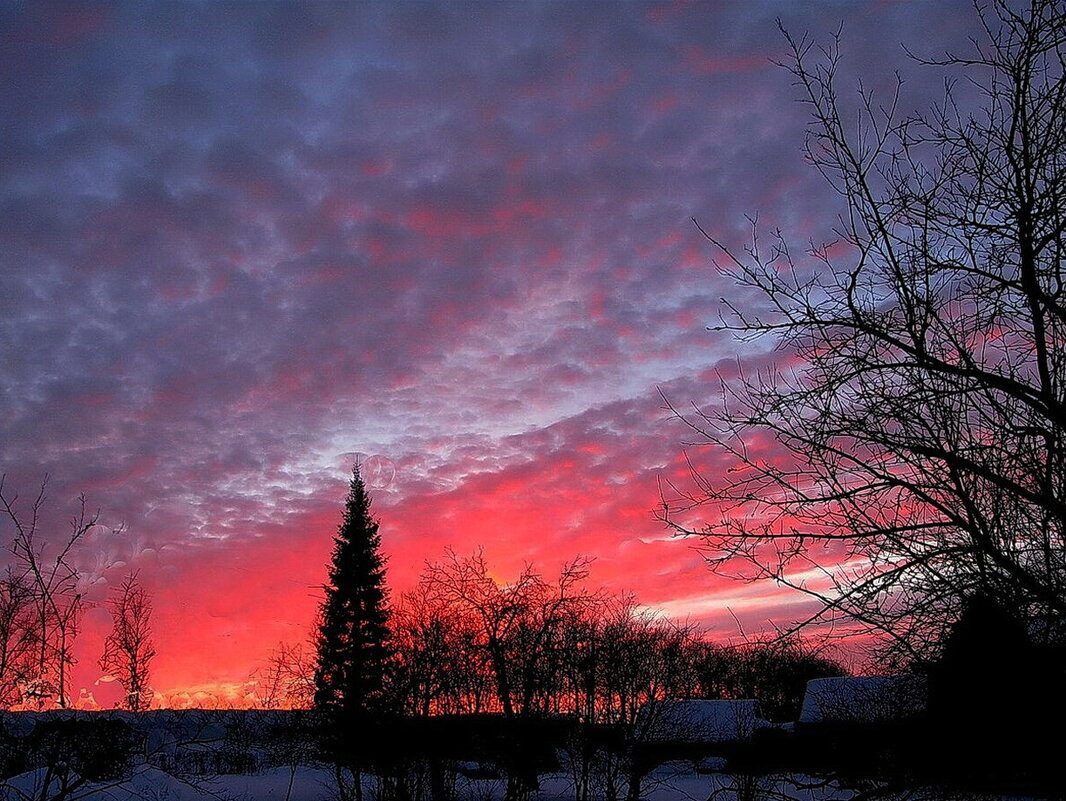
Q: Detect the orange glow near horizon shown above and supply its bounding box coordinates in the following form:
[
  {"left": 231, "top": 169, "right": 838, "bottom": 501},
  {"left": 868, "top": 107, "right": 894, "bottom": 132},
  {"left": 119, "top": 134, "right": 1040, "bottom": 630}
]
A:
[{"left": 60, "top": 467, "right": 835, "bottom": 710}]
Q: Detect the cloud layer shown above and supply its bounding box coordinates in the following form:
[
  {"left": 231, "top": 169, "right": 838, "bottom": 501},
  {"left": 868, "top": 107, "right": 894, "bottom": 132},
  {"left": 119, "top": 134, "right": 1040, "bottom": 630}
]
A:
[{"left": 0, "top": 1, "right": 979, "bottom": 702}]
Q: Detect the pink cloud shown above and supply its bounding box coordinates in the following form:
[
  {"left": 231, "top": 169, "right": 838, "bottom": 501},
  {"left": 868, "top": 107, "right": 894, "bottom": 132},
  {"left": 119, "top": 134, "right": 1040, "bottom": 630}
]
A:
[{"left": 682, "top": 46, "right": 769, "bottom": 76}]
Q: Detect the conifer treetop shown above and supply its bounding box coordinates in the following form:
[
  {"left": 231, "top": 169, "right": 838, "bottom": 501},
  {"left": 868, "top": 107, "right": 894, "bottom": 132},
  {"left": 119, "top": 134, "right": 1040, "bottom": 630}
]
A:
[{"left": 313, "top": 464, "right": 392, "bottom": 718}]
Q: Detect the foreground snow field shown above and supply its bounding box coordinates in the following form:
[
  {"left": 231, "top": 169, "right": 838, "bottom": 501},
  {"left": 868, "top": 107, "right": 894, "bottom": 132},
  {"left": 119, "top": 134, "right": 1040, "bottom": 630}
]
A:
[
  {"left": 2, "top": 763, "right": 862, "bottom": 801},
  {"left": 6, "top": 758, "right": 1050, "bottom": 800},
  {"left": 0, "top": 763, "right": 881, "bottom": 801},
  {"left": 0, "top": 708, "right": 1042, "bottom": 800}
]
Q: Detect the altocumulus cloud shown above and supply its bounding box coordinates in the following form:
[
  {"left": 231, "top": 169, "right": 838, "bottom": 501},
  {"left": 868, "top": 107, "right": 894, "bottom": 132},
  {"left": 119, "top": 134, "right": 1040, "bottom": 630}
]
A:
[{"left": 0, "top": 1, "right": 979, "bottom": 697}]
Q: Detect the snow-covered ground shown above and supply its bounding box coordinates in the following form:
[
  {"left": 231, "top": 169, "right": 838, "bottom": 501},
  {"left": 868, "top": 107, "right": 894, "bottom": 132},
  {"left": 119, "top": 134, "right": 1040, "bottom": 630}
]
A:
[
  {"left": 8, "top": 757, "right": 1050, "bottom": 800},
  {"left": 0, "top": 707, "right": 1030, "bottom": 800},
  {"left": 2, "top": 764, "right": 859, "bottom": 801}
]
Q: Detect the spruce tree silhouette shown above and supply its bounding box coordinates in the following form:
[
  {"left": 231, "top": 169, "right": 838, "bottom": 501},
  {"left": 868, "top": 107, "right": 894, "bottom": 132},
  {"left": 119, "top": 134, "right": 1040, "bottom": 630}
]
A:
[
  {"left": 928, "top": 592, "right": 1026, "bottom": 730},
  {"left": 313, "top": 465, "right": 392, "bottom": 724},
  {"left": 925, "top": 591, "right": 1042, "bottom": 781}
]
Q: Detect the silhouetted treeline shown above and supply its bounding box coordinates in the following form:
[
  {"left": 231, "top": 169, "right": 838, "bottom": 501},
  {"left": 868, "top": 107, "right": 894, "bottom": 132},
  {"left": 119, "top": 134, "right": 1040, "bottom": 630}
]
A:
[{"left": 385, "top": 550, "right": 843, "bottom": 724}]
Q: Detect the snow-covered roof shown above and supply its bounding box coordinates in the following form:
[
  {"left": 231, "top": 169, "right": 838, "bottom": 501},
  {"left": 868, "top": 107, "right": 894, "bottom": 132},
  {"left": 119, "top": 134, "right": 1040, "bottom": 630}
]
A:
[
  {"left": 798, "top": 676, "right": 924, "bottom": 724},
  {"left": 637, "top": 699, "right": 762, "bottom": 743}
]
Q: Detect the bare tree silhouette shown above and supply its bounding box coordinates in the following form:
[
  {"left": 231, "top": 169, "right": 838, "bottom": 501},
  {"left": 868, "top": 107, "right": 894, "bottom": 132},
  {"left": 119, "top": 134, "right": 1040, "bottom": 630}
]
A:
[
  {"left": 420, "top": 549, "right": 596, "bottom": 720},
  {"left": 100, "top": 571, "right": 156, "bottom": 712},
  {"left": 1, "top": 475, "right": 97, "bottom": 708},
  {"left": 251, "top": 640, "right": 316, "bottom": 710},
  {"left": 0, "top": 570, "right": 36, "bottom": 708},
  {"left": 664, "top": 0, "right": 1066, "bottom": 662}
]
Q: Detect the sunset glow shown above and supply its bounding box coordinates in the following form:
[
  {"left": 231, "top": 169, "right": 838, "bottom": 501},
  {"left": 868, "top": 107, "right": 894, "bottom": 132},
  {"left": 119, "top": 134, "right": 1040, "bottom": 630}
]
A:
[{"left": 0, "top": 1, "right": 980, "bottom": 707}]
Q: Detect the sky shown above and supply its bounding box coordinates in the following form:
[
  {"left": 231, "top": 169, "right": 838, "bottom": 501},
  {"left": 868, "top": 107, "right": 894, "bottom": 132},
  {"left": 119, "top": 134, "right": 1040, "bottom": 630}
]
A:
[{"left": 0, "top": 1, "right": 986, "bottom": 707}]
